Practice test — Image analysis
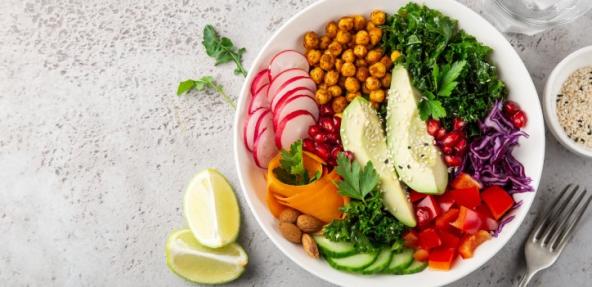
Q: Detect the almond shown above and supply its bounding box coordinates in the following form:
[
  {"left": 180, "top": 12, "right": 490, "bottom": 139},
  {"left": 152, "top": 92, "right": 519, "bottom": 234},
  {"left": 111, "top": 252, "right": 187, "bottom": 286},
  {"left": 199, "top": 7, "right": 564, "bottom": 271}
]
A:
[
  {"left": 279, "top": 222, "right": 302, "bottom": 244},
  {"left": 278, "top": 208, "right": 300, "bottom": 223},
  {"left": 296, "top": 214, "right": 323, "bottom": 233},
  {"left": 302, "top": 233, "right": 320, "bottom": 258}
]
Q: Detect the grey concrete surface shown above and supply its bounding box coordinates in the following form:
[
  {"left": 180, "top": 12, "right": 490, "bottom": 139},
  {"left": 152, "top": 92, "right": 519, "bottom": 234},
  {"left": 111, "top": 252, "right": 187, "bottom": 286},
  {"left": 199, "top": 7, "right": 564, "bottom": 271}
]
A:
[{"left": 1, "top": 0, "right": 591, "bottom": 286}]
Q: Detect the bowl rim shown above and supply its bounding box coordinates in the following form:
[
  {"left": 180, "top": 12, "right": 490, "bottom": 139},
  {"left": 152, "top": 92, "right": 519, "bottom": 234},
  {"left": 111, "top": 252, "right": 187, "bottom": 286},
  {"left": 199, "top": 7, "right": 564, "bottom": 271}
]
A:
[
  {"left": 543, "top": 45, "right": 592, "bottom": 158},
  {"left": 233, "top": 0, "right": 544, "bottom": 286}
]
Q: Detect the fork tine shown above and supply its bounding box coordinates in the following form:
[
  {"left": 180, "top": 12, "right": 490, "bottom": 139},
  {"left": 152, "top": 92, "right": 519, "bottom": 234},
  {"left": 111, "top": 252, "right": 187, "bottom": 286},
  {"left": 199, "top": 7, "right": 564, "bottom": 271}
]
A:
[
  {"left": 532, "top": 185, "right": 578, "bottom": 241},
  {"left": 540, "top": 187, "right": 586, "bottom": 245},
  {"left": 552, "top": 192, "right": 592, "bottom": 252}
]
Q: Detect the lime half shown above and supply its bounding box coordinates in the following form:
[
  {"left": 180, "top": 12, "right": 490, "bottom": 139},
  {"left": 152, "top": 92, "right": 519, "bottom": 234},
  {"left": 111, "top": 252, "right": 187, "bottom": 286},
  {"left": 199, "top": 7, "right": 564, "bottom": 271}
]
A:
[
  {"left": 166, "top": 229, "right": 247, "bottom": 284},
  {"left": 183, "top": 168, "right": 240, "bottom": 248}
]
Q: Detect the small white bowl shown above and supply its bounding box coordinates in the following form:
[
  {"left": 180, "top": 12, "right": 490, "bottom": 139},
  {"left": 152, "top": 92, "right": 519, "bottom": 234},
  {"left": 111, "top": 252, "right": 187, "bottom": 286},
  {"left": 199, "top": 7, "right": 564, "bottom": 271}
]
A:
[{"left": 544, "top": 46, "right": 592, "bottom": 158}]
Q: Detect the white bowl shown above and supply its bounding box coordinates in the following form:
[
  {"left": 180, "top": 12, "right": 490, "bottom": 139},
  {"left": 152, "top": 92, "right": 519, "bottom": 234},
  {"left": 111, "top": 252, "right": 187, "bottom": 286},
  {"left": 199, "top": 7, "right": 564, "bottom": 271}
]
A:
[
  {"left": 543, "top": 46, "right": 592, "bottom": 158},
  {"left": 233, "top": 0, "right": 545, "bottom": 286}
]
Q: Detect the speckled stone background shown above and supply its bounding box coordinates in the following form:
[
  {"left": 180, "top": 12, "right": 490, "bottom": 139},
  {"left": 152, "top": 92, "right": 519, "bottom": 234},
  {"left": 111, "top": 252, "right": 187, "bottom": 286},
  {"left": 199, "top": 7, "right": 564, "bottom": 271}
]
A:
[{"left": 1, "top": 0, "right": 591, "bottom": 286}]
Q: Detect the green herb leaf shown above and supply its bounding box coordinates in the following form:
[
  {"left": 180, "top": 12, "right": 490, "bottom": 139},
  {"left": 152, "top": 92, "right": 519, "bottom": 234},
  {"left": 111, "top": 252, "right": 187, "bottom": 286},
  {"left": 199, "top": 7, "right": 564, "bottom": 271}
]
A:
[
  {"left": 273, "top": 140, "right": 317, "bottom": 186},
  {"left": 176, "top": 76, "right": 236, "bottom": 109},
  {"left": 335, "top": 153, "right": 379, "bottom": 201},
  {"left": 202, "top": 25, "right": 247, "bottom": 77},
  {"left": 177, "top": 80, "right": 196, "bottom": 96}
]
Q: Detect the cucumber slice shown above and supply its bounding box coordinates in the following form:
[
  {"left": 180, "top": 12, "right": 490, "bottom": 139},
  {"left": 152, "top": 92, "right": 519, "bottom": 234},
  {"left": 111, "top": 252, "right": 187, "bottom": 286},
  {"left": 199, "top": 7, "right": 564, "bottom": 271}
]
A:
[
  {"left": 401, "top": 260, "right": 428, "bottom": 274},
  {"left": 314, "top": 236, "right": 356, "bottom": 258},
  {"left": 326, "top": 252, "right": 378, "bottom": 272},
  {"left": 385, "top": 248, "right": 414, "bottom": 274},
  {"left": 361, "top": 248, "right": 392, "bottom": 274}
]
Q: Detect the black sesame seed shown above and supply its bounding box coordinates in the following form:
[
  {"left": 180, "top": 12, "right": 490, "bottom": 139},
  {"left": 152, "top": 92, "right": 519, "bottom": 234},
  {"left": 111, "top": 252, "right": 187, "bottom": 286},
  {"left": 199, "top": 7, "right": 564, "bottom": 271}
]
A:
[
  {"left": 407, "top": 164, "right": 411, "bottom": 169},
  {"left": 398, "top": 165, "right": 403, "bottom": 169},
  {"left": 423, "top": 143, "right": 428, "bottom": 147},
  {"left": 407, "top": 146, "right": 411, "bottom": 149},
  {"left": 384, "top": 159, "right": 389, "bottom": 164}
]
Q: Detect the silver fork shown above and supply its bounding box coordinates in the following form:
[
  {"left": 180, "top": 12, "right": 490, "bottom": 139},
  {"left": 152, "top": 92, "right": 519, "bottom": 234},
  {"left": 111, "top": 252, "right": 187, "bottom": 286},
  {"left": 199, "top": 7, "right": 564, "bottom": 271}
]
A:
[{"left": 518, "top": 184, "right": 592, "bottom": 287}]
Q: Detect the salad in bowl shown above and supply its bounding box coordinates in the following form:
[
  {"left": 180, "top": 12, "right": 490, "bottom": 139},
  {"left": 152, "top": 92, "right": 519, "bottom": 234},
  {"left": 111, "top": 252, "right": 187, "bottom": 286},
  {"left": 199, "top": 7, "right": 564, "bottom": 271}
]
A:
[{"left": 234, "top": 1, "right": 544, "bottom": 286}]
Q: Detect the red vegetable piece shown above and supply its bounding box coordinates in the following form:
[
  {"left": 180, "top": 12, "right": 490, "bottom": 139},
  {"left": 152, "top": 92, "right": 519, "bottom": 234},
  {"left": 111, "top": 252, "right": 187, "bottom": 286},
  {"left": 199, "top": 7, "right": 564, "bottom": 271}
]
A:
[
  {"left": 438, "top": 229, "right": 461, "bottom": 248},
  {"left": 417, "top": 195, "right": 442, "bottom": 219},
  {"left": 475, "top": 204, "right": 498, "bottom": 231},
  {"left": 428, "top": 248, "right": 457, "bottom": 270},
  {"left": 450, "top": 206, "right": 482, "bottom": 234},
  {"left": 419, "top": 228, "right": 443, "bottom": 250},
  {"left": 451, "top": 173, "right": 482, "bottom": 190},
  {"left": 458, "top": 230, "right": 491, "bottom": 259},
  {"left": 450, "top": 187, "right": 481, "bottom": 209},
  {"left": 435, "top": 208, "right": 459, "bottom": 230},
  {"left": 409, "top": 190, "right": 427, "bottom": 203},
  {"left": 437, "top": 191, "right": 456, "bottom": 212},
  {"left": 416, "top": 206, "right": 433, "bottom": 228},
  {"left": 403, "top": 230, "right": 419, "bottom": 248},
  {"left": 481, "top": 186, "right": 514, "bottom": 220}
]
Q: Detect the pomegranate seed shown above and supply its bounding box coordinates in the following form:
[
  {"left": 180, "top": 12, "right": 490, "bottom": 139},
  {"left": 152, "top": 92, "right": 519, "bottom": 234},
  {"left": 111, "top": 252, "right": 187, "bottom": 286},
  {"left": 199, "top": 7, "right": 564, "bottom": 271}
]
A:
[
  {"left": 503, "top": 101, "right": 521, "bottom": 117},
  {"left": 330, "top": 146, "right": 344, "bottom": 159},
  {"left": 441, "top": 131, "right": 461, "bottom": 147},
  {"left": 343, "top": 151, "right": 354, "bottom": 161},
  {"left": 441, "top": 145, "right": 453, "bottom": 155},
  {"left": 315, "top": 143, "right": 331, "bottom": 161},
  {"left": 308, "top": 125, "right": 322, "bottom": 138},
  {"left": 326, "top": 132, "right": 339, "bottom": 144},
  {"left": 314, "top": 133, "right": 328, "bottom": 143},
  {"left": 333, "top": 117, "right": 342, "bottom": 130},
  {"left": 319, "top": 104, "right": 334, "bottom": 116},
  {"left": 511, "top": 110, "right": 527, "bottom": 128},
  {"left": 454, "top": 138, "right": 468, "bottom": 154},
  {"left": 452, "top": 117, "right": 466, "bottom": 131},
  {"left": 427, "top": 119, "right": 441, "bottom": 136},
  {"left": 435, "top": 128, "right": 447, "bottom": 140},
  {"left": 444, "top": 155, "right": 462, "bottom": 167},
  {"left": 319, "top": 117, "right": 335, "bottom": 133},
  {"left": 303, "top": 138, "right": 315, "bottom": 152}
]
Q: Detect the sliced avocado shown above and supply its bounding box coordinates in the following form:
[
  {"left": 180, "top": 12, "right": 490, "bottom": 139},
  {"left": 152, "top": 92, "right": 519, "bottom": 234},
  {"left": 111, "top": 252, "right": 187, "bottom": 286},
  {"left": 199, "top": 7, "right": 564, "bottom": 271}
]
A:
[
  {"left": 386, "top": 65, "right": 448, "bottom": 195},
  {"left": 340, "top": 97, "right": 416, "bottom": 227}
]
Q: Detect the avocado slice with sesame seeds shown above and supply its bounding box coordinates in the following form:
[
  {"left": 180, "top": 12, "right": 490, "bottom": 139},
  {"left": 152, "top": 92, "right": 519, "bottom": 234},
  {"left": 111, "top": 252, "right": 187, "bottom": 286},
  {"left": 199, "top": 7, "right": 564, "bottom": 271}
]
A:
[
  {"left": 340, "top": 96, "right": 416, "bottom": 227},
  {"left": 386, "top": 65, "right": 448, "bottom": 195}
]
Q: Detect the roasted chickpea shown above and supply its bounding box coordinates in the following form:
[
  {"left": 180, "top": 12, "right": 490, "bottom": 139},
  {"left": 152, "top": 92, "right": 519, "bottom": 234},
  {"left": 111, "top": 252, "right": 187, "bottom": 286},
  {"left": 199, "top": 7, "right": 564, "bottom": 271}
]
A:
[
  {"left": 353, "top": 15, "right": 367, "bottom": 31},
  {"left": 356, "top": 66, "right": 370, "bottom": 82},
  {"left": 366, "top": 21, "right": 376, "bottom": 31},
  {"left": 309, "top": 67, "right": 325, "bottom": 84},
  {"left": 341, "top": 49, "right": 355, "bottom": 63},
  {"left": 335, "top": 59, "right": 344, "bottom": 72},
  {"left": 324, "top": 70, "right": 339, "bottom": 86},
  {"left": 327, "top": 41, "right": 343, "bottom": 56},
  {"left": 335, "top": 30, "right": 352, "bottom": 45},
  {"left": 380, "top": 55, "right": 393, "bottom": 70},
  {"left": 346, "top": 91, "right": 361, "bottom": 102},
  {"left": 369, "top": 89, "right": 386, "bottom": 103},
  {"left": 319, "top": 35, "right": 331, "bottom": 50},
  {"left": 337, "top": 16, "right": 354, "bottom": 31},
  {"left": 353, "top": 45, "right": 368, "bottom": 58},
  {"left": 315, "top": 88, "right": 332, "bottom": 105},
  {"left": 355, "top": 58, "right": 368, "bottom": 67},
  {"left": 319, "top": 53, "right": 335, "bottom": 71},
  {"left": 341, "top": 62, "right": 356, "bottom": 77},
  {"left": 381, "top": 73, "right": 392, "bottom": 88},
  {"left": 390, "top": 50, "right": 401, "bottom": 62},
  {"left": 365, "top": 76, "right": 381, "bottom": 91},
  {"left": 344, "top": 77, "right": 361, "bottom": 92},
  {"left": 369, "top": 62, "right": 387, "bottom": 78},
  {"left": 327, "top": 85, "right": 343, "bottom": 97},
  {"left": 354, "top": 30, "right": 370, "bottom": 45},
  {"left": 332, "top": 96, "right": 347, "bottom": 113},
  {"left": 366, "top": 48, "right": 384, "bottom": 64},
  {"left": 325, "top": 21, "right": 338, "bottom": 38},
  {"left": 303, "top": 31, "right": 319, "bottom": 49},
  {"left": 368, "top": 28, "right": 383, "bottom": 46},
  {"left": 306, "top": 49, "right": 322, "bottom": 66},
  {"left": 370, "top": 10, "right": 386, "bottom": 25}
]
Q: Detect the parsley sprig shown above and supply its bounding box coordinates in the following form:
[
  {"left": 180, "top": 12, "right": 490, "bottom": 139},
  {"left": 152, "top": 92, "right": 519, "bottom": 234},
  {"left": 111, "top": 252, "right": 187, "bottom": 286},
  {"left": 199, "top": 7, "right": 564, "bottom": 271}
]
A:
[
  {"left": 272, "top": 140, "right": 320, "bottom": 186},
  {"left": 176, "top": 76, "right": 236, "bottom": 109},
  {"left": 202, "top": 25, "right": 247, "bottom": 77},
  {"left": 334, "top": 153, "right": 379, "bottom": 201}
]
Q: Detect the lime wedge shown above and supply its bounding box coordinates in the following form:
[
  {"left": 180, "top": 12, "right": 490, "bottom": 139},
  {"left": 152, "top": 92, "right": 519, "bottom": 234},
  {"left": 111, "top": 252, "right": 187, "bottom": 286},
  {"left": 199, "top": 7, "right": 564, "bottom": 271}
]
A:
[
  {"left": 166, "top": 229, "right": 247, "bottom": 284},
  {"left": 183, "top": 168, "right": 240, "bottom": 248}
]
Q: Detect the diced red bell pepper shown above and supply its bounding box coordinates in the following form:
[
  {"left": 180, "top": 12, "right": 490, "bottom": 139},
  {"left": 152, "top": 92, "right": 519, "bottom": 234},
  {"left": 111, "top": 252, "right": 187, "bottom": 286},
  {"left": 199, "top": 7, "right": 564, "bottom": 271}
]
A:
[
  {"left": 403, "top": 230, "right": 419, "bottom": 248},
  {"left": 435, "top": 208, "right": 459, "bottom": 230},
  {"left": 481, "top": 186, "right": 514, "bottom": 220},
  {"left": 450, "top": 187, "right": 481, "bottom": 209},
  {"left": 450, "top": 206, "right": 482, "bottom": 234},
  {"left": 428, "top": 248, "right": 457, "bottom": 270},
  {"left": 417, "top": 195, "right": 442, "bottom": 219},
  {"left": 415, "top": 206, "right": 434, "bottom": 228},
  {"left": 437, "top": 191, "right": 456, "bottom": 212},
  {"left": 413, "top": 248, "right": 429, "bottom": 262},
  {"left": 451, "top": 172, "right": 482, "bottom": 190},
  {"left": 409, "top": 190, "right": 427, "bottom": 203},
  {"left": 475, "top": 204, "right": 499, "bottom": 231},
  {"left": 438, "top": 229, "right": 462, "bottom": 248},
  {"left": 419, "top": 228, "right": 442, "bottom": 250},
  {"left": 458, "top": 230, "right": 491, "bottom": 259}
]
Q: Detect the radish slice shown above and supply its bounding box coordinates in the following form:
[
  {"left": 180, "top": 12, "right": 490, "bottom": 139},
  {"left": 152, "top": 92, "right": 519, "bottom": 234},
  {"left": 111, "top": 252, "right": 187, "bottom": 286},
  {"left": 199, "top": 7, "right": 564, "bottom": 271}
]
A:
[
  {"left": 269, "top": 50, "right": 309, "bottom": 80},
  {"left": 269, "top": 76, "right": 316, "bottom": 105},
  {"left": 275, "top": 110, "right": 316, "bottom": 149},
  {"left": 254, "top": 109, "right": 273, "bottom": 142},
  {"left": 267, "top": 68, "right": 310, "bottom": 102},
  {"left": 271, "top": 86, "right": 315, "bottom": 112},
  {"left": 243, "top": 108, "right": 267, "bottom": 152},
  {"left": 250, "top": 69, "right": 270, "bottom": 96},
  {"left": 273, "top": 95, "right": 319, "bottom": 129},
  {"left": 253, "top": 127, "right": 278, "bottom": 169},
  {"left": 248, "top": 83, "right": 270, "bottom": 114}
]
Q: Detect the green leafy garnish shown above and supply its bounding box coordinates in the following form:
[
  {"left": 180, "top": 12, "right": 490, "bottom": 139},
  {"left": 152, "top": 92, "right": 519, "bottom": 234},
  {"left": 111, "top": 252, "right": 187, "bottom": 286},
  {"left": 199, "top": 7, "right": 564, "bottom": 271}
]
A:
[
  {"left": 272, "top": 140, "right": 318, "bottom": 186},
  {"left": 202, "top": 25, "right": 247, "bottom": 77},
  {"left": 382, "top": 3, "right": 506, "bottom": 129},
  {"left": 176, "top": 76, "right": 236, "bottom": 109},
  {"left": 334, "top": 153, "right": 379, "bottom": 201}
]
